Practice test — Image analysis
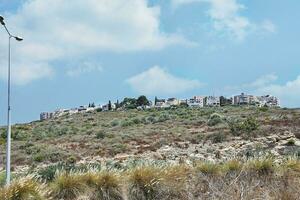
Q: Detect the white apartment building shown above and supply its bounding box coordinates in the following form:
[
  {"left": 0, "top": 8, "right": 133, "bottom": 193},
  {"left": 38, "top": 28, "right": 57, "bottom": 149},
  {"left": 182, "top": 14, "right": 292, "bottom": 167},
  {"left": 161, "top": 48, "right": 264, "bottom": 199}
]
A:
[
  {"left": 206, "top": 96, "right": 220, "bottom": 107},
  {"left": 188, "top": 96, "right": 205, "bottom": 107},
  {"left": 257, "top": 95, "right": 280, "bottom": 107}
]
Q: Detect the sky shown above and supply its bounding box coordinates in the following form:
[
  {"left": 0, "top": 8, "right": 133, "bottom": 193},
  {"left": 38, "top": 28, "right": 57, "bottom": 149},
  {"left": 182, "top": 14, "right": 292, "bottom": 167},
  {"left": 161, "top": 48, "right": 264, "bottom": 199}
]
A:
[{"left": 0, "top": 0, "right": 299, "bottom": 124}]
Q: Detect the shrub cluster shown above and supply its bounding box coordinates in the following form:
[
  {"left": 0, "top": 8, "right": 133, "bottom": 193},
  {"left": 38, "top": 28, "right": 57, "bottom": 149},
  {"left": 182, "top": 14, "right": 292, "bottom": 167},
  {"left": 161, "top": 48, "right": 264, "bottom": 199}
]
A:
[{"left": 228, "top": 117, "right": 259, "bottom": 136}]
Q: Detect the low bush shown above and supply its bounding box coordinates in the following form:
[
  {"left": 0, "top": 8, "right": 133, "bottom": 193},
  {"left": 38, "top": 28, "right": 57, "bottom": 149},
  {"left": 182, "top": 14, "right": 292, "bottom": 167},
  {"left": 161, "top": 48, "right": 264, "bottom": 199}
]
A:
[
  {"left": 228, "top": 117, "right": 259, "bottom": 136},
  {"left": 207, "top": 132, "right": 227, "bottom": 143},
  {"left": 195, "top": 162, "right": 221, "bottom": 176},
  {"left": 207, "top": 113, "right": 223, "bottom": 126},
  {"left": 50, "top": 172, "right": 87, "bottom": 200},
  {"left": 128, "top": 166, "right": 162, "bottom": 200},
  {"left": 286, "top": 139, "right": 296, "bottom": 146},
  {"left": 247, "top": 158, "right": 274, "bottom": 175},
  {"left": 96, "top": 130, "right": 106, "bottom": 139},
  {"left": 0, "top": 176, "right": 47, "bottom": 200}
]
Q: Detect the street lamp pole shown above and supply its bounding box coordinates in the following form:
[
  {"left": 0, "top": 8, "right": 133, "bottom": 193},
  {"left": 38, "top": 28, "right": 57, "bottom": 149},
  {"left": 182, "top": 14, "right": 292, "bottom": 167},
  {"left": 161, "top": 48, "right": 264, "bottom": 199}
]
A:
[{"left": 0, "top": 15, "right": 23, "bottom": 185}]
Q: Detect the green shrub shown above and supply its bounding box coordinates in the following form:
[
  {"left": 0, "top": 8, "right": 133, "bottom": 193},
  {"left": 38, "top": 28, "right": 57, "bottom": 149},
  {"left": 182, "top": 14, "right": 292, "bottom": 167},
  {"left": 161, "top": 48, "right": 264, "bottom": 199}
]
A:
[
  {"left": 247, "top": 158, "right": 274, "bottom": 175},
  {"left": 156, "top": 114, "right": 170, "bottom": 123},
  {"left": 33, "top": 153, "right": 46, "bottom": 162},
  {"left": 228, "top": 117, "right": 259, "bottom": 136},
  {"left": 195, "top": 162, "right": 221, "bottom": 176},
  {"left": 242, "top": 117, "right": 259, "bottom": 133},
  {"left": 259, "top": 107, "right": 268, "bottom": 112},
  {"left": 121, "top": 119, "right": 134, "bottom": 127},
  {"left": 96, "top": 130, "right": 106, "bottom": 139},
  {"left": 286, "top": 139, "right": 296, "bottom": 146},
  {"left": 207, "top": 113, "right": 222, "bottom": 126},
  {"left": 207, "top": 132, "right": 227, "bottom": 143},
  {"left": 111, "top": 119, "right": 120, "bottom": 127}
]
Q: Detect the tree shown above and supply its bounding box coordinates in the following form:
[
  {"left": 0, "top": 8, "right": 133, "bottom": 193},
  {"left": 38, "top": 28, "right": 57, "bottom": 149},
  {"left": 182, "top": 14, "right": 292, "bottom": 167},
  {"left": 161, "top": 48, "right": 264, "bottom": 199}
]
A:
[
  {"left": 137, "top": 95, "right": 150, "bottom": 106},
  {"left": 155, "top": 96, "right": 158, "bottom": 105},
  {"left": 116, "top": 100, "right": 120, "bottom": 109},
  {"left": 120, "top": 98, "right": 137, "bottom": 109},
  {"left": 108, "top": 100, "right": 112, "bottom": 110}
]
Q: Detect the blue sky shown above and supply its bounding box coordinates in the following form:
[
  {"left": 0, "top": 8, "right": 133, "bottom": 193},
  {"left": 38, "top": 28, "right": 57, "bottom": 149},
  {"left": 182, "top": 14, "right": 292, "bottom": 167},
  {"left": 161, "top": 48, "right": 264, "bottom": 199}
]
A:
[{"left": 0, "top": 0, "right": 300, "bottom": 124}]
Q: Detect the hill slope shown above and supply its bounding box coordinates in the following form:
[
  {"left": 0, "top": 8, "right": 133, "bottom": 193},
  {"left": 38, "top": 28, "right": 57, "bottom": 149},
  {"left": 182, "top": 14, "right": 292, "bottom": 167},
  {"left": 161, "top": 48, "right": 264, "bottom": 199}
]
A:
[{"left": 1, "top": 106, "right": 300, "bottom": 171}]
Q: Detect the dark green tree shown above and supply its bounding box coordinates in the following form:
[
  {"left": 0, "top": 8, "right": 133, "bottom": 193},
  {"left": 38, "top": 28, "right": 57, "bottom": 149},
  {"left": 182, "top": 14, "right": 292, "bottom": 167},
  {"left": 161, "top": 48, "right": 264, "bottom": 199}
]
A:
[
  {"left": 108, "top": 100, "right": 112, "bottom": 110},
  {"left": 137, "top": 95, "right": 150, "bottom": 106},
  {"left": 120, "top": 98, "right": 137, "bottom": 109},
  {"left": 116, "top": 100, "right": 120, "bottom": 109}
]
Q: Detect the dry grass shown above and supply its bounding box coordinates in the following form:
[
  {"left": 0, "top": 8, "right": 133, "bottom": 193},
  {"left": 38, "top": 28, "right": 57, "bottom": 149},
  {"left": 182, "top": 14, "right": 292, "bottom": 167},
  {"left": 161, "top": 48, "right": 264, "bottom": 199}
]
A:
[
  {"left": 0, "top": 176, "right": 48, "bottom": 200},
  {"left": 2, "top": 159, "right": 299, "bottom": 199}
]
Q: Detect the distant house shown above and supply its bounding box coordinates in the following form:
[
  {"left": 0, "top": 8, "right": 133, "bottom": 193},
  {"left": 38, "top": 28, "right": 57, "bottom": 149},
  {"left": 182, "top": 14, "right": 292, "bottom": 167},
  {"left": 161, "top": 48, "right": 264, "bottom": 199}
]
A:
[
  {"left": 166, "top": 98, "right": 180, "bottom": 106},
  {"left": 40, "top": 112, "right": 53, "bottom": 120},
  {"left": 188, "top": 96, "right": 205, "bottom": 107},
  {"left": 102, "top": 104, "right": 109, "bottom": 111},
  {"left": 155, "top": 98, "right": 168, "bottom": 108},
  {"left": 205, "top": 96, "right": 220, "bottom": 107},
  {"left": 78, "top": 106, "right": 87, "bottom": 112}
]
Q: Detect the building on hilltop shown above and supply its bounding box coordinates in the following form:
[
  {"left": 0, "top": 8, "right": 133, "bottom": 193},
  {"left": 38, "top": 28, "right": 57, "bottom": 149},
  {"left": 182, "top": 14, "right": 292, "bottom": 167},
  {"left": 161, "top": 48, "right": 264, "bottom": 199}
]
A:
[
  {"left": 233, "top": 93, "right": 255, "bottom": 105},
  {"left": 257, "top": 95, "right": 280, "bottom": 107},
  {"left": 205, "top": 96, "right": 220, "bottom": 107},
  {"left": 40, "top": 112, "right": 53, "bottom": 120},
  {"left": 188, "top": 96, "right": 205, "bottom": 107},
  {"left": 233, "top": 93, "right": 280, "bottom": 107}
]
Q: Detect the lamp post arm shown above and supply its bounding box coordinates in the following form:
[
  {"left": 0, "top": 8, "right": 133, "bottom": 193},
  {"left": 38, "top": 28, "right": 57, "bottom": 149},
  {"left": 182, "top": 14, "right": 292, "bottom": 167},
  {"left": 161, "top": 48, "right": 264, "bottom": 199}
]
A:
[{"left": 3, "top": 24, "right": 12, "bottom": 37}]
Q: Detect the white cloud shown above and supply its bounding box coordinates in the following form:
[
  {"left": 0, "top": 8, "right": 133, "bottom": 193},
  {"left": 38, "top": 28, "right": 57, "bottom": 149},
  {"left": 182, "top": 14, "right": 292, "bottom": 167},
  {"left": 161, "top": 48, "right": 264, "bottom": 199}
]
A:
[
  {"left": 245, "top": 74, "right": 278, "bottom": 88},
  {"left": 256, "top": 76, "right": 300, "bottom": 108},
  {"left": 0, "top": 61, "right": 54, "bottom": 85},
  {"left": 172, "top": 0, "right": 276, "bottom": 41},
  {"left": 67, "top": 61, "right": 103, "bottom": 77},
  {"left": 260, "top": 20, "right": 277, "bottom": 33},
  {"left": 126, "top": 65, "right": 203, "bottom": 95},
  {"left": 0, "top": 0, "right": 189, "bottom": 85},
  {"left": 224, "top": 73, "right": 278, "bottom": 92}
]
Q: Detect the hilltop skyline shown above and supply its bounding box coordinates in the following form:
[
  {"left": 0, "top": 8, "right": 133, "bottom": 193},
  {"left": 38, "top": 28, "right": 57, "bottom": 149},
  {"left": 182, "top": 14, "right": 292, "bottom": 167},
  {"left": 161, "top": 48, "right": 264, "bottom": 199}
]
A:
[{"left": 0, "top": 0, "right": 300, "bottom": 124}]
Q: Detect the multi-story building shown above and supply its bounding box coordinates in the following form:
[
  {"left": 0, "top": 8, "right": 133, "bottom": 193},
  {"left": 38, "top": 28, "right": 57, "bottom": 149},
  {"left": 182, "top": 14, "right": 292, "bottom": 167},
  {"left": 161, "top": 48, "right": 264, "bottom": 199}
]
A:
[
  {"left": 205, "top": 96, "right": 220, "bottom": 107},
  {"left": 40, "top": 112, "right": 53, "bottom": 120},
  {"left": 233, "top": 93, "right": 254, "bottom": 105},
  {"left": 257, "top": 95, "right": 280, "bottom": 107},
  {"left": 188, "top": 96, "right": 205, "bottom": 107}
]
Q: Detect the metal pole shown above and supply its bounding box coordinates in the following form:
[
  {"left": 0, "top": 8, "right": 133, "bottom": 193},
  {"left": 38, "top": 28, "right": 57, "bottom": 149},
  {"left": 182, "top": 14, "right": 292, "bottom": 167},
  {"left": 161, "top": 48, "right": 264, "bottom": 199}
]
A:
[{"left": 5, "top": 36, "right": 12, "bottom": 185}]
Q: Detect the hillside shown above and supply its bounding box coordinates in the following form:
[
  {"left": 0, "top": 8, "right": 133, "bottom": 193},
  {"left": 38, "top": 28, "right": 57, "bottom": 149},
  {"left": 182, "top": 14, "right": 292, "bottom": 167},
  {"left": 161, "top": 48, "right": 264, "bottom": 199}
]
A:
[
  {"left": 1, "top": 106, "right": 300, "bottom": 171},
  {"left": 1, "top": 106, "right": 300, "bottom": 199}
]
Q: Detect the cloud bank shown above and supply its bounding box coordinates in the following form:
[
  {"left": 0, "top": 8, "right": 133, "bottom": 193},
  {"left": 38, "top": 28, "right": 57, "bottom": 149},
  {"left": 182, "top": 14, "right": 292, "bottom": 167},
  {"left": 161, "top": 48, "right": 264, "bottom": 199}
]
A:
[
  {"left": 172, "top": 0, "right": 276, "bottom": 41},
  {"left": 0, "top": 0, "right": 189, "bottom": 85},
  {"left": 126, "top": 66, "right": 203, "bottom": 95}
]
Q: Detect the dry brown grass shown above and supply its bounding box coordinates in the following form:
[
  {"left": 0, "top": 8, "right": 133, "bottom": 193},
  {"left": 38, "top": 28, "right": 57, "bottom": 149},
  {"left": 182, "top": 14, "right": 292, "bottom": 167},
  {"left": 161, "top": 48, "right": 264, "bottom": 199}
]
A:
[{"left": 1, "top": 160, "right": 300, "bottom": 200}]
